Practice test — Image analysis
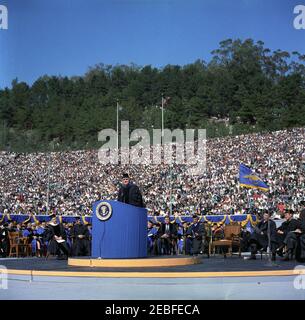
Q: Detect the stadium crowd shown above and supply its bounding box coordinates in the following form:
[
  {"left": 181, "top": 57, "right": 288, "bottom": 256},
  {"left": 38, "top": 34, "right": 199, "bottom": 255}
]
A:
[{"left": 0, "top": 127, "right": 304, "bottom": 216}]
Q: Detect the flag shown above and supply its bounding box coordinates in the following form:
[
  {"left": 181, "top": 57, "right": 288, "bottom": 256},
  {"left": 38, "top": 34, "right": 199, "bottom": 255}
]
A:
[{"left": 239, "top": 164, "right": 269, "bottom": 192}]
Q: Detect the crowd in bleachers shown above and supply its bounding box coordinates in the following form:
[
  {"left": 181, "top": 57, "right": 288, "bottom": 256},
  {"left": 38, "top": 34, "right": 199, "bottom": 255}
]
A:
[{"left": 0, "top": 127, "right": 304, "bottom": 216}]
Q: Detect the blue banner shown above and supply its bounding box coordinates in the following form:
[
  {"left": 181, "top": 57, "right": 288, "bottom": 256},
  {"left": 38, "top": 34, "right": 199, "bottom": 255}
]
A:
[{"left": 239, "top": 163, "right": 269, "bottom": 192}]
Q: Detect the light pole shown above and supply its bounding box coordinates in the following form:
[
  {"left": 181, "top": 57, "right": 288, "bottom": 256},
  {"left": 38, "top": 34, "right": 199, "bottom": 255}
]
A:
[
  {"left": 46, "top": 142, "right": 53, "bottom": 215},
  {"left": 161, "top": 94, "right": 164, "bottom": 144},
  {"left": 161, "top": 94, "right": 173, "bottom": 216},
  {"left": 169, "top": 164, "right": 173, "bottom": 216},
  {"left": 116, "top": 99, "right": 119, "bottom": 150},
  {"left": 46, "top": 153, "right": 50, "bottom": 214},
  {"left": 46, "top": 140, "right": 58, "bottom": 215}
]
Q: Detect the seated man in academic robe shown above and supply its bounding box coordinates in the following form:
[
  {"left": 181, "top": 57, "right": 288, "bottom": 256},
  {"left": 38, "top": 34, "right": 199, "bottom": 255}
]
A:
[
  {"left": 189, "top": 215, "right": 206, "bottom": 256},
  {"left": 71, "top": 217, "right": 90, "bottom": 256},
  {"left": 44, "top": 215, "right": 69, "bottom": 259},
  {"left": 248, "top": 210, "right": 277, "bottom": 261},
  {"left": 282, "top": 206, "right": 305, "bottom": 261},
  {"left": 157, "top": 216, "right": 178, "bottom": 255},
  {"left": 276, "top": 209, "right": 300, "bottom": 257}
]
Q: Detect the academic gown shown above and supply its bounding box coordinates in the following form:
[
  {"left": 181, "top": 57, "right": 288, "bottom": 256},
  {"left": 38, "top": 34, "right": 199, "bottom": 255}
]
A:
[
  {"left": 277, "top": 218, "right": 300, "bottom": 246},
  {"left": 190, "top": 222, "right": 205, "bottom": 255},
  {"left": 298, "top": 232, "right": 305, "bottom": 261},
  {"left": 45, "top": 223, "right": 69, "bottom": 256},
  {"left": 284, "top": 220, "right": 305, "bottom": 261},
  {"left": 249, "top": 219, "right": 277, "bottom": 252},
  {"left": 117, "top": 182, "right": 144, "bottom": 208},
  {"left": 147, "top": 226, "right": 158, "bottom": 254},
  {"left": 71, "top": 224, "right": 90, "bottom": 256}
]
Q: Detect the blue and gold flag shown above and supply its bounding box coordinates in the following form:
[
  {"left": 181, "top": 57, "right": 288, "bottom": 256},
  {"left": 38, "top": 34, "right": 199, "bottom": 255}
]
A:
[{"left": 239, "top": 164, "right": 269, "bottom": 192}]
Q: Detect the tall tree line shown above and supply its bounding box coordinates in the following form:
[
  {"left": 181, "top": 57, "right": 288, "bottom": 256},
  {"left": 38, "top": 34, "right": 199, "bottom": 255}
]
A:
[{"left": 1, "top": 38, "right": 305, "bottom": 152}]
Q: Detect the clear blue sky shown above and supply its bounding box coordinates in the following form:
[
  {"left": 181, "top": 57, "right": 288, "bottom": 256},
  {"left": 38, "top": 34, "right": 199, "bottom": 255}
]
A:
[{"left": 0, "top": 0, "right": 304, "bottom": 88}]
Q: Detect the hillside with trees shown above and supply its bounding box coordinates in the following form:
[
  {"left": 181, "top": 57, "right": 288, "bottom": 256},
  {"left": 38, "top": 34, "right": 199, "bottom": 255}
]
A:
[{"left": 1, "top": 38, "right": 305, "bottom": 152}]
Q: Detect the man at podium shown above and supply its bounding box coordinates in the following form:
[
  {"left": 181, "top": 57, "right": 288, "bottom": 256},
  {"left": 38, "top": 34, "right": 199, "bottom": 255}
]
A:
[{"left": 117, "top": 173, "right": 144, "bottom": 208}]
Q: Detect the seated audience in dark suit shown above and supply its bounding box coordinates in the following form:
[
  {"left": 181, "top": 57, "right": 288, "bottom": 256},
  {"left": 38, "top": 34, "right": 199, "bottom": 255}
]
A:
[
  {"left": 282, "top": 206, "right": 305, "bottom": 261},
  {"left": 157, "top": 216, "right": 178, "bottom": 255},
  {"left": 276, "top": 209, "right": 300, "bottom": 257},
  {"left": 249, "top": 210, "right": 277, "bottom": 261}
]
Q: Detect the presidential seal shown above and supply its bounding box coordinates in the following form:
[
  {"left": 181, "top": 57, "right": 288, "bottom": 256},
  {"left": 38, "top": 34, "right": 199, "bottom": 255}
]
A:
[{"left": 96, "top": 201, "right": 112, "bottom": 221}]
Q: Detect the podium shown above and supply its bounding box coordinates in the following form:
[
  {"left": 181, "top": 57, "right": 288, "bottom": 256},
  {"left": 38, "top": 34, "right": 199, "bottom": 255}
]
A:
[{"left": 92, "top": 200, "right": 147, "bottom": 258}]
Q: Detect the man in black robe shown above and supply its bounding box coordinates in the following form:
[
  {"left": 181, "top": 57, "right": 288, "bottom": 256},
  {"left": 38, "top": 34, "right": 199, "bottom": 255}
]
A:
[
  {"left": 276, "top": 209, "right": 299, "bottom": 257},
  {"left": 282, "top": 205, "right": 305, "bottom": 261},
  {"left": 190, "top": 215, "right": 205, "bottom": 256},
  {"left": 248, "top": 210, "right": 277, "bottom": 260},
  {"left": 117, "top": 173, "right": 144, "bottom": 208},
  {"left": 0, "top": 223, "right": 9, "bottom": 257},
  {"left": 71, "top": 217, "right": 90, "bottom": 256},
  {"left": 157, "top": 216, "right": 178, "bottom": 255},
  {"left": 44, "top": 215, "right": 69, "bottom": 259}
]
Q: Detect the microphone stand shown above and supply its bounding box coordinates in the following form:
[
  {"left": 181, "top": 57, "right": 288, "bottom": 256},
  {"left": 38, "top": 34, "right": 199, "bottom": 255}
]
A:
[{"left": 265, "top": 217, "right": 279, "bottom": 267}]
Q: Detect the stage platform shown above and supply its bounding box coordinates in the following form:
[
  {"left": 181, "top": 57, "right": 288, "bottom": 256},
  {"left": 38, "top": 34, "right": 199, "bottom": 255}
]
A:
[
  {"left": 1, "top": 255, "right": 303, "bottom": 278},
  {"left": 2, "top": 256, "right": 305, "bottom": 299}
]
